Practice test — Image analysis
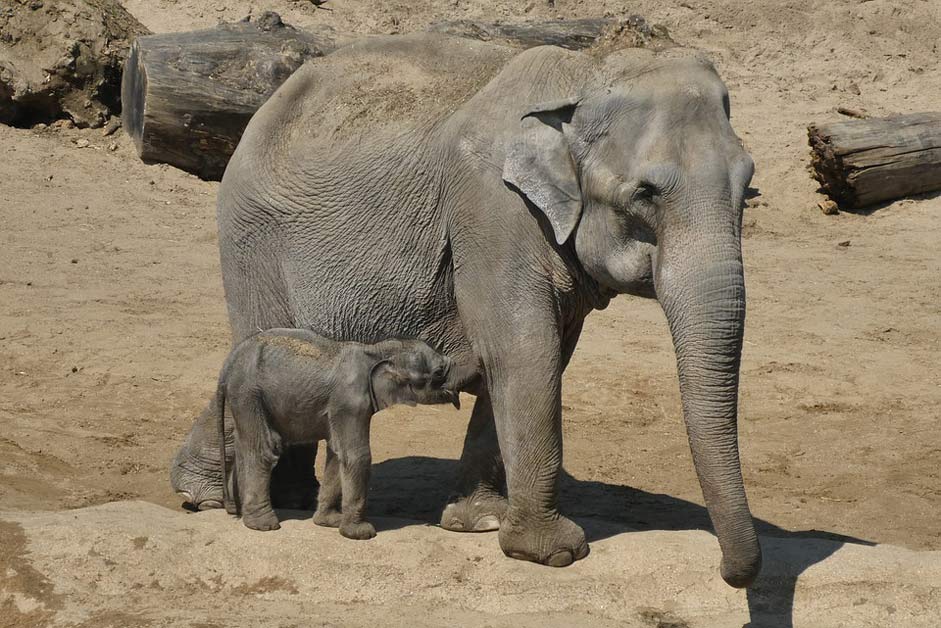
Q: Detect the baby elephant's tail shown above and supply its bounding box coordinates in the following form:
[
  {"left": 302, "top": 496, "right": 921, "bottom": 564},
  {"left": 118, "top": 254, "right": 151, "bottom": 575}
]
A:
[{"left": 215, "top": 375, "right": 231, "bottom": 514}]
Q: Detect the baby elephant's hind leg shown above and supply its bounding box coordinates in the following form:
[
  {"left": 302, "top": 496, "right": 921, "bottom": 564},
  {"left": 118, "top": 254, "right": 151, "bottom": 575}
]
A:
[
  {"left": 232, "top": 396, "right": 283, "bottom": 531},
  {"left": 331, "top": 414, "right": 376, "bottom": 540},
  {"left": 312, "top": 446, "right": 342, "bottom": 528}
]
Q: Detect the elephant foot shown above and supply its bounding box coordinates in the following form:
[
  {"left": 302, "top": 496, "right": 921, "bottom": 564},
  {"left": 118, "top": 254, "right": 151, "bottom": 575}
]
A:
[
  {"left": 340, "top": 520, "right": 376, "bottom": 540},
  {"left": 242, "top": 509, "right": 281, "bottom": 531},
  {"left": 312, "top": 508, "right": 342, "bottom": 528},
  {"left": 176, "top": 491, "right": 224, "bottom": 511},
  {"left": 498, "top": 510, "right": 588, "bottom": 567},
  {"left": 440, "top": 493, "right": 507, "bottom": 532},
  {"left": 270, "top": 479, "right": 318, "bottom": 510},
  {"left": 170, "top": 455, "right": 224, "bottom": 511}
]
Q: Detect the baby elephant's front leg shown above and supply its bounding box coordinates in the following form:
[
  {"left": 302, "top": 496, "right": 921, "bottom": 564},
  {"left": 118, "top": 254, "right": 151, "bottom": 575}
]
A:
[{"left": 331, "top": 414, "right": 375, "bottom": 540}]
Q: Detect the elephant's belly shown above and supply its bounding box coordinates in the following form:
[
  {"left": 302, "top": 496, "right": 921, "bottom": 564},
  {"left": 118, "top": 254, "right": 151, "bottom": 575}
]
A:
[
  {"left": 269, "top": 410, "right": 330, "bottom": 446},
  {"left": 281, "top": 229, "right": 461, "bottom": 343},
  {"left": 284, "top": 260, "right": 481, "bottom": 390}
]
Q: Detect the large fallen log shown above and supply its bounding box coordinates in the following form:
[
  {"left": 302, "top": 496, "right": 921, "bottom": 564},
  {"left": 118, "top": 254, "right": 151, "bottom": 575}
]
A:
[
  {"left": 808, "top": 112, "right": 941, "bottom": 209},
  {"left": 122, "top": 15, "right": 669, "bottom": 180},
  {"left": 428, "top": 15, "right": 670, "bottom": 50},
  {"left": 121, "top": 12, "right": 339, "bottom": 180},
  {"left": 428, "top": 17, "right": 614, "bottom": 50}
]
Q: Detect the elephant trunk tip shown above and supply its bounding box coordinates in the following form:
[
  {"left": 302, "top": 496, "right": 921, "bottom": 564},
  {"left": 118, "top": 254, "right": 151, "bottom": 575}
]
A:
[{"left": 720, "top": 543, "right": 762, "bottom": 588}]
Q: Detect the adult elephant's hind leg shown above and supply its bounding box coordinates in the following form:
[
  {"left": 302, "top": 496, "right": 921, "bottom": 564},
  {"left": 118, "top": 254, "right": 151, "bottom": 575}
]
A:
[
  {"left": 171, "top": 395, "right": 228, "bottom": 510},
  {"left": 440, "top": 391, "right": 508, "bottom": 532},
  {"left": 169, "top": 397, "right": 318, "bottom": 511}
]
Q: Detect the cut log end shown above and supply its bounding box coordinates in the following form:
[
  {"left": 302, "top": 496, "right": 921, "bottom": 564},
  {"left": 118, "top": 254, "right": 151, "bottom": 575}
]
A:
[
  {"left": 808, "top": 124, "right": 859, "bottom": 208},
  {"left": 120, "top": 40, "right": 146, "bottom": 156}
]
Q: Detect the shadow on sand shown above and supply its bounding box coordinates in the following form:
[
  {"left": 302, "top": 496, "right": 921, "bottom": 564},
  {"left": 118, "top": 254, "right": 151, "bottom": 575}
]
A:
[{"left": 274, "top": 455, "right": 872, "bottom": 628}]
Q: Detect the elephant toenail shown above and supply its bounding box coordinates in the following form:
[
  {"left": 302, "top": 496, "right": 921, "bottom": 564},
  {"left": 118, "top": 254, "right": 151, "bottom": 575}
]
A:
[
  {"left": 472, "top": 515, "right": 500, "bottom": 531},
  {"left": 546, "top": 550, "right": 574, "bottom": 567},
  {"left": 176, "top": 491, "right": 194, "bottom": 505}
]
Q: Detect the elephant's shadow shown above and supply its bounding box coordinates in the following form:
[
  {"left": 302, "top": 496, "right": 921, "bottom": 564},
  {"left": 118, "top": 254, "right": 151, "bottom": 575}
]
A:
[{"left": 278, "top": 455, "right": 873, "bottom": 628}]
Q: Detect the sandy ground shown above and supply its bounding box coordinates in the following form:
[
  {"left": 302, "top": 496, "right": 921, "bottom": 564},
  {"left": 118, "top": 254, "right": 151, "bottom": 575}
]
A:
[
  {"left": 2, "top": 0, "right": 940, "bottom": 626},
  {"left": 3, "top": 501, "right": 941, "bottom": 627}
]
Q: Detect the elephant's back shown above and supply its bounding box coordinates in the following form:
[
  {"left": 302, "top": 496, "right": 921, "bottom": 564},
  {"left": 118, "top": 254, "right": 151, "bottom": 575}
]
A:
[{"left": 235, "top": 34, "right": 515, "bottom": 166}]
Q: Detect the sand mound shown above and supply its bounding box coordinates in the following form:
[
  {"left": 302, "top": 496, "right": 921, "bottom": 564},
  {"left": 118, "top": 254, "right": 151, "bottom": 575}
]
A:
[{"left": 2, "top": 501, "right": 938, "bottom": 627}]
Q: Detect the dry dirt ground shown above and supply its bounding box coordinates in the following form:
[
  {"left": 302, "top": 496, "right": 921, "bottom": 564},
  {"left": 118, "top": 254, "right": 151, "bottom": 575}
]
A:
[{"left": 1, "top": 0, "right": 940, "bottom": 626}]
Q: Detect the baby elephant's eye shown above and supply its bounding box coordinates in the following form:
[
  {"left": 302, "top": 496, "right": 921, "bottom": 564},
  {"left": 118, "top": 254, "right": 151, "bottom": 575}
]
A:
[{"left": 430, "top": 366, "right": 446, "bottom": 385}]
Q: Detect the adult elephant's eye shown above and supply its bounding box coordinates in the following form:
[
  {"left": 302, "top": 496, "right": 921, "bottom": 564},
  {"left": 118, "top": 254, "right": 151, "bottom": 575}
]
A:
[{"left": 631, "top": 182, "right": 657, "bottom": 205}]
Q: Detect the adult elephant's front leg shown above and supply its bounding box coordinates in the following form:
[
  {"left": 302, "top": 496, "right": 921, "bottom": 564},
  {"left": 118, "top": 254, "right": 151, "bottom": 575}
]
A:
[
  {"left": 489, "top": 346, "right": 588, "bottom": 567},
  {"left": 440, "top": 391, "right": 507, "bottom": 532}
]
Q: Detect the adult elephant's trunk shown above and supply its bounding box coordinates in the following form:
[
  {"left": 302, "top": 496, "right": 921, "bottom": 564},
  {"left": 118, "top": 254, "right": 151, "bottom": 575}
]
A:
[{"left": 654, "top": 225, "right": 762, "bottom": 588}]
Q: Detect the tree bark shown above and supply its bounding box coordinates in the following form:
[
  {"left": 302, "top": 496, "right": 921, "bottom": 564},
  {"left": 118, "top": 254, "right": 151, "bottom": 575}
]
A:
[
  {"left": 427, "top": 16, "right": 670, "bottom": 51},
  {"left": 808, "top": 112, "right": 941, "bottom": 209},
  {"left": 121, "top": 12, "right": 339, "bottom": 180},
  {"left": 427, "top": 17, "right": 616, "bottom": 50}
]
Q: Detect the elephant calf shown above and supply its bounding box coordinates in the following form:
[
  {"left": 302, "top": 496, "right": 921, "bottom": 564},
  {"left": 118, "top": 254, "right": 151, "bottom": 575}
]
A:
[{"left": 216, "top": 329, "right": 460, "bottom": 539}]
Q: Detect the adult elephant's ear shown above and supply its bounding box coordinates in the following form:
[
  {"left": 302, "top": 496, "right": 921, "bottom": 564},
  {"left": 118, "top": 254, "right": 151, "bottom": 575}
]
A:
[{"left": 503, "top": 98, "right": 582, "bottom": 245}]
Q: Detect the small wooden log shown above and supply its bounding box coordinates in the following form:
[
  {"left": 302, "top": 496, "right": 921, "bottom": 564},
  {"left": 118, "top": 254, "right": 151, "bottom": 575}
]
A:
[
  {"left": 121, "top": 12, "right": 338, "bottom": 180},
  {"left": 808, "top": 112, "right": 941, "bottom": 209}
]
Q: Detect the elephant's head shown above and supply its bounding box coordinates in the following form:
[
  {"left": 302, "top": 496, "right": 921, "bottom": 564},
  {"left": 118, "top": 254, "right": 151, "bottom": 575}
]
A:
[{"left": 503, "top": 50, "right": 761, "bottom": 588}]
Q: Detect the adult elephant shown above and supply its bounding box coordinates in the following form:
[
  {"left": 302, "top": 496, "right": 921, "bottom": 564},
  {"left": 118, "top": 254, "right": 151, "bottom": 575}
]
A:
[{"left": 171, "top": 34, "right": 761, "bottom": 587}]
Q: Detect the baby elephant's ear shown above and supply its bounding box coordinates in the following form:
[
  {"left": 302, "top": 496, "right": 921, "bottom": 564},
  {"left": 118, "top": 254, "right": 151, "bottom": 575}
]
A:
[{"left": 368, "top": 360, "right": 417, "bottom": 412}]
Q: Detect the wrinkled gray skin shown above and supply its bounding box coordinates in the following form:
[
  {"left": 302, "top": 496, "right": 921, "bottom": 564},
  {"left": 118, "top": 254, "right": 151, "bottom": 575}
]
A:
[
  {"left": 172, "top": 35, "right": 761, "bottom": 587},
  {"left": 217, "top": 329, "right": 460, "bottom": 539}
]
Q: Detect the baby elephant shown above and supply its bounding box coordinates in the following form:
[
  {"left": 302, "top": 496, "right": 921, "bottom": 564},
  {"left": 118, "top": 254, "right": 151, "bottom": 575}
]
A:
[{"left": 215, "top": 328, "right": 460, "bottom": 539}]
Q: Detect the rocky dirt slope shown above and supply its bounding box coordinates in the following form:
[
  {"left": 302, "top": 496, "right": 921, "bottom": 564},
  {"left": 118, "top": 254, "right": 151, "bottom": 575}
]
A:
[{"left": 4, "top": 501, "right": 940, "bottom": 627}]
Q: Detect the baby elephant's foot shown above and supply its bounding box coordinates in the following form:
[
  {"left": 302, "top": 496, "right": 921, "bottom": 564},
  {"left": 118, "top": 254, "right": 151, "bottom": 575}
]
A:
[
  {"left": 340, "top": 520, "right": 377, "bottom": 540},
  {"left": 242, "top": 509, "right": 281, "bottom": 531},
  {"left": 312, "top": 508, "right": 343, "bottom": 528},
  {"left": 499, "top": 511, "right": 588, "bottom": 567}
]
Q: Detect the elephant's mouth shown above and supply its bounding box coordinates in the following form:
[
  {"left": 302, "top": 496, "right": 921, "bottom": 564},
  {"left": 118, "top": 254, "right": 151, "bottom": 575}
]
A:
[{"left": 409, "top": 383, "right": 461, "bottom": 410}]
